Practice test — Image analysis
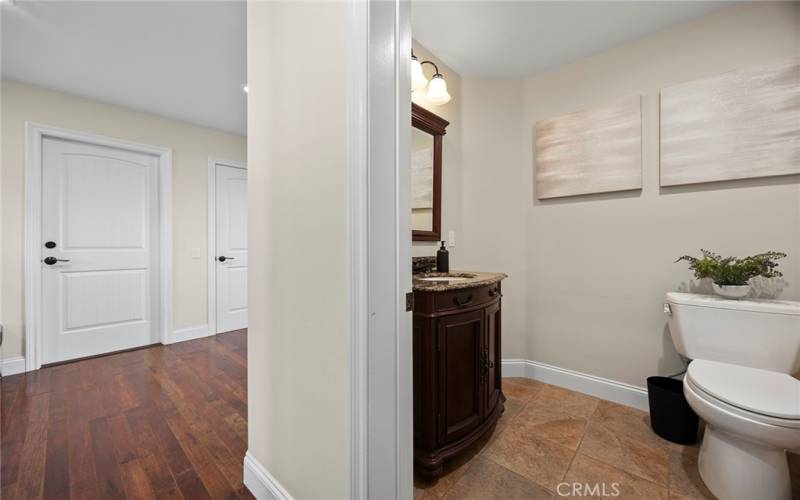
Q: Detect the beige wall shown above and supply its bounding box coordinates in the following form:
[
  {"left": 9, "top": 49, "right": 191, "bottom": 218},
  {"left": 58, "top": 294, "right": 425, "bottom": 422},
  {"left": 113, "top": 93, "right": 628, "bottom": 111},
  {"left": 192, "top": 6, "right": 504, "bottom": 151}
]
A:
[
  {"left": 460, "top": 2, "right": 800, "bottom": 387},
  {"left": 412, "top": 41, "right": 462, "bottom": 263},
  {"left": 460, "top": 79, "right": 529, "bottom": 359},
  {"left": 0, "top": 80, "right": 246, "bottom": 360},
  {"left": 246, "top": 2, "right": 349, "bottom": 498}
]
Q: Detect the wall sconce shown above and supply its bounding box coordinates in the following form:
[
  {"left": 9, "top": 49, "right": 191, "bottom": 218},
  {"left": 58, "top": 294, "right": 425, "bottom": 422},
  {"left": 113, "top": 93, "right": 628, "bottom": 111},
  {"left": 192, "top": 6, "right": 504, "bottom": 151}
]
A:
[{"left": 411, "top": 50, "right": 451, "bottom": 105}]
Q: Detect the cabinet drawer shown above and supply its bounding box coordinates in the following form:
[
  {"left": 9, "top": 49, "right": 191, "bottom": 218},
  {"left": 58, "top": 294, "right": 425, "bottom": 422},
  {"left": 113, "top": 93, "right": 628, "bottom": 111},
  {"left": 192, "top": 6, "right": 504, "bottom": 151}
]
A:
[{"left": 434, "top": 283, "right": 500, "bottom": 312}]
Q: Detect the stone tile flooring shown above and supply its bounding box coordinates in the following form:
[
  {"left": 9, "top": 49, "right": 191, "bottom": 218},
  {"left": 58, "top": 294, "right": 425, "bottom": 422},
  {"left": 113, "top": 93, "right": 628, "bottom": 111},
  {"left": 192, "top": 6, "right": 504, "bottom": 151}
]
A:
[{"left": 414, "top": 377, "right": 800, "bottom": 500}]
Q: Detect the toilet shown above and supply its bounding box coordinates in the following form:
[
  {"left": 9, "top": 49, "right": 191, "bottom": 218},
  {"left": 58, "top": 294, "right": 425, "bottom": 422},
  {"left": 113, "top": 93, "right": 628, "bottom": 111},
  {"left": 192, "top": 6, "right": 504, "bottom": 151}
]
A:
[{"left": 665, "top": 292, "right": 800, "bottom": 500}]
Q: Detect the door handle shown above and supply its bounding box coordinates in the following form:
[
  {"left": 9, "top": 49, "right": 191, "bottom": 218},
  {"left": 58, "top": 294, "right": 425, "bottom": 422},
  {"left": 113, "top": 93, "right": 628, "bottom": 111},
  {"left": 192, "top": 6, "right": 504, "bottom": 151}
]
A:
[
  {"left": 453, "top": 294, "right": 473, "bottom": 307},
  {"left": 43, "top": 257, "right": 70, "bottom": 265},
  {"left": 218, "top": 256, "right": 235, "bottom": 262}
]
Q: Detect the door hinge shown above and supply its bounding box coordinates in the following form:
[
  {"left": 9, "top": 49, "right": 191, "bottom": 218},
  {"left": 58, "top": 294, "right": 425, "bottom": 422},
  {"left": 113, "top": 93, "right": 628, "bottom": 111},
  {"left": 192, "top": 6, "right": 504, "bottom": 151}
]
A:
[{"left": 405, "top": 292, "right": 414, "bottom": 312}]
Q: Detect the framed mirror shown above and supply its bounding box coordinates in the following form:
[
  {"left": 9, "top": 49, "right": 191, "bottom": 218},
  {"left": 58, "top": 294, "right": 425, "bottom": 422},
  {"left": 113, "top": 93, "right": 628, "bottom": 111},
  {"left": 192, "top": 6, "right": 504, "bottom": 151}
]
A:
[{"left": 412, "top": 103, "right": 449, "bottom": 241}]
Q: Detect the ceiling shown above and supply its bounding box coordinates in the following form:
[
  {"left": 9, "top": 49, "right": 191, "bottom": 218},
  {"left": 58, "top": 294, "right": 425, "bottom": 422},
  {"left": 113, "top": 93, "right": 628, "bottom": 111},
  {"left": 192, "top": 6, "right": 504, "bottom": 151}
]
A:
[
  {"left": 2, "top": 1, "right": 735, "bottom": 132},
  {"left": 412, "top": 1, "right": 736, "bottom": 79},
  {"left": 2, "top": 1, "right": 247, "bottom": 135}
]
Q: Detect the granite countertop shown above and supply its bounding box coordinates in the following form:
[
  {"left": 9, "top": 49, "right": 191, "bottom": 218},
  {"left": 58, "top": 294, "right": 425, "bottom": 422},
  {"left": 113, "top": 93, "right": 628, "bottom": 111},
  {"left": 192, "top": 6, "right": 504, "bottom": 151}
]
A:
[{"left": 412, "top": 271, "right": 508, "bottom": 292}]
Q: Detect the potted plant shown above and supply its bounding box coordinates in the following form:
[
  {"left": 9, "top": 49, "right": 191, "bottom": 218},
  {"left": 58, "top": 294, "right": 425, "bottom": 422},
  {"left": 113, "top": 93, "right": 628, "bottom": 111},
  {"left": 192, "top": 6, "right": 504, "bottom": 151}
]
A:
[{"left": 676, "top": 249, "right": 786, "bottom": 299}]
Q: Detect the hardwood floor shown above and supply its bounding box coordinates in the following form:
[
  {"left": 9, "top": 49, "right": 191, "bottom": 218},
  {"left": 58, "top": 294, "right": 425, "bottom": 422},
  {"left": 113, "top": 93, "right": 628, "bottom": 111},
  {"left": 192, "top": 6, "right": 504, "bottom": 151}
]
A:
[{"left": 1, "top": 329, "right": 252, "bottom": 500}]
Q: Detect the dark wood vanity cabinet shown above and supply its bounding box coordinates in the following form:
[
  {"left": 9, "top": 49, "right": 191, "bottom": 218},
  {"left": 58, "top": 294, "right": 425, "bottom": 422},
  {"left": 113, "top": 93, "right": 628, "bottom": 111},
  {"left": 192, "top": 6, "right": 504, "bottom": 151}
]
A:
[{"left": 413, "top": 282, "right": 505, "bottom": 478}]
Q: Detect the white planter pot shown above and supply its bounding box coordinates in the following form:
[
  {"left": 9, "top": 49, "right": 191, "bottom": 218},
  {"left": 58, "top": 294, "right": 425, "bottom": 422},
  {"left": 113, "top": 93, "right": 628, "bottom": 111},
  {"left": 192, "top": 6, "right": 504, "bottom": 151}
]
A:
[{"left": 712, "top": 283, "right": 751, "bottom": 299}]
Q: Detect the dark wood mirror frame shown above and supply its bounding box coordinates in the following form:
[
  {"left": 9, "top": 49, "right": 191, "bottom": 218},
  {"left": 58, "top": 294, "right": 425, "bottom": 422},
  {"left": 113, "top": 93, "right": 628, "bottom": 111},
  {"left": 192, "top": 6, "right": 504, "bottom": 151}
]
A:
[{"left": 412, "top": 103, "right": 450, "bottom": 242}]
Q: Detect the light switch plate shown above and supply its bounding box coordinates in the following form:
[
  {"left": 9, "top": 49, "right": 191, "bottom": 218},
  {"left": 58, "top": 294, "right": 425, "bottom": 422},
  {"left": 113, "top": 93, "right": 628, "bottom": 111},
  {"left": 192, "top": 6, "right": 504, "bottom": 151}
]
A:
[
  {"left": 448, "top": 231, "right": 455, "bottom": 247},
  {"left": 191, "top": 246, "right": 201, "bottom": 259}
]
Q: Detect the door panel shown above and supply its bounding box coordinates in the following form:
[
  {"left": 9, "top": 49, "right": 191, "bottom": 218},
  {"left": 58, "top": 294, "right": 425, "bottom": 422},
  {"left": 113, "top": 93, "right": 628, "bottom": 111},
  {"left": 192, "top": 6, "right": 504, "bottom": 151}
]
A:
[
  {"left": 215, "top": 164, "right": 248, "bottom": 333},
  {"left": 438, "top": 309, "right": 484, "bottom": 445},
  {"left": 485, "top": 301, "right": 502, "bottom": 414},
  {"left": 62, "top": 157, "right": 148, "bottom": 249},
  {"left": 62, "top": 270, "right": 147, "bottom": 330},
  {"left": 42, "top": 137, "right": 159, "bottom": 364}
]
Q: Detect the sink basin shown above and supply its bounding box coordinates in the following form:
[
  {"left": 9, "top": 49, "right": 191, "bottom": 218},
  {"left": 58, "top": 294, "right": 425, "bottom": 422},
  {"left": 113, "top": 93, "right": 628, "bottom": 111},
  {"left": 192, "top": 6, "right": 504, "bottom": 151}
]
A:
[{"left": 415, "top": 272, "right": 476, "bottom": 283}]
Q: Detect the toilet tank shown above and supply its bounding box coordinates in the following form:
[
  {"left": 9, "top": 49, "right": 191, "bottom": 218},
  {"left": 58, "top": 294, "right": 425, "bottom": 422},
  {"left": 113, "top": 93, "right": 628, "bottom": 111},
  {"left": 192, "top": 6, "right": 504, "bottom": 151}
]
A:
[{"left": 665, "top": 292, "right": 800, "bottom": 374}]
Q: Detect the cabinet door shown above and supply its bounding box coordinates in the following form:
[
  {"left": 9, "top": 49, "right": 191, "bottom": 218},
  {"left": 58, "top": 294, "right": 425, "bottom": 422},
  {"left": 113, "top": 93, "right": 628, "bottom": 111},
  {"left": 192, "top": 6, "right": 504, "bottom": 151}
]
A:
[
  {"left": 485, "top": 301, "right": 502, "bottom": 415},
  {"left": 438, "top": 309, "right": 485, "bottom": 445}
]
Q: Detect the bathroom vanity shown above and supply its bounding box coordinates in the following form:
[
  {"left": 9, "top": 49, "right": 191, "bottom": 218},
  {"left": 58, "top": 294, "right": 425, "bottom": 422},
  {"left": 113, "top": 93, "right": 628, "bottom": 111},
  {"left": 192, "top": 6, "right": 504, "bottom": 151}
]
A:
[{"left": 412, "top": 270, "right": 507, "bottom": 478}]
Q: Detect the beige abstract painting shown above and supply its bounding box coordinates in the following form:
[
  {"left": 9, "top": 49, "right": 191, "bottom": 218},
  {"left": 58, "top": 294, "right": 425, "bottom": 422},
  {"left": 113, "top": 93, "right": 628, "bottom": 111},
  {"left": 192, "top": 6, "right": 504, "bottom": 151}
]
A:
[
  {"left": 660, "top": 56, "right": 800, "bottom": 186},
  {"left": 535, "top": 97, "right": 642, "bottom": 199}
]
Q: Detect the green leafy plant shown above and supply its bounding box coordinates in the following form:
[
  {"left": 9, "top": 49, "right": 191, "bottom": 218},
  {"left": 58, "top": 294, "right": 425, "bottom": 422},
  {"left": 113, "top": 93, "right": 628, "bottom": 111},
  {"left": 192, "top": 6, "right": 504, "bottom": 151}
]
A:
[{"left": 675, "top": 249, "right": 786, "bottom": 286}]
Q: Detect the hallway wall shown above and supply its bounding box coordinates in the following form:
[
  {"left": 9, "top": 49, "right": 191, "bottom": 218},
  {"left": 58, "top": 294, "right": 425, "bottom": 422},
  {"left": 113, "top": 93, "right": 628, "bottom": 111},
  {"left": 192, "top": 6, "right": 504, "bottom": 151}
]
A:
[{"left": 246, "top": 2, "right": 350, "bottom": 497}]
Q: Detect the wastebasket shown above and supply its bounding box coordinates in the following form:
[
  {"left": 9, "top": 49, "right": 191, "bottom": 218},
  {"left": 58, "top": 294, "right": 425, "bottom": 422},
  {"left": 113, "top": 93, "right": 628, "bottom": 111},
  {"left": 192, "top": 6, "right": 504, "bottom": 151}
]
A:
[{"left": 647, "top": 376, "right": 699, "bottom": 445}]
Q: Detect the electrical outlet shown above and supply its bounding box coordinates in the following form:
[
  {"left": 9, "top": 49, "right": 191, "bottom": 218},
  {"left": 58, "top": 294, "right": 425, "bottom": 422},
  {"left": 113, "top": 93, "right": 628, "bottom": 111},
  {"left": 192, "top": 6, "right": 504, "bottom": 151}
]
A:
[{"left": 448, "top": 231, "right": 456, "bottom": 247}]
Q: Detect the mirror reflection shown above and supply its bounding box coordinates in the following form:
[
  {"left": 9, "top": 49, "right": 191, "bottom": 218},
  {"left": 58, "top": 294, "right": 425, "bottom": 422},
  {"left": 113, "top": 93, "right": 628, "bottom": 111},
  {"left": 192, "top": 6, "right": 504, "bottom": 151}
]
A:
[{"left": 411, "top": 128, "right": 435, "bottom": 232}]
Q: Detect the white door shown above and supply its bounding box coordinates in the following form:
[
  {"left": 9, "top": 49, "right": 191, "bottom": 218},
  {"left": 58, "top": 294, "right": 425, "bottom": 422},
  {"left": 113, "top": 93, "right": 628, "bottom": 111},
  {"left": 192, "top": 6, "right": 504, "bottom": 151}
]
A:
[
  {"left": 41, "top": 137, "right": 160, "bottom": 364},
  {"left": 215, "top": 164, "right": 248, "bottom": 332}
]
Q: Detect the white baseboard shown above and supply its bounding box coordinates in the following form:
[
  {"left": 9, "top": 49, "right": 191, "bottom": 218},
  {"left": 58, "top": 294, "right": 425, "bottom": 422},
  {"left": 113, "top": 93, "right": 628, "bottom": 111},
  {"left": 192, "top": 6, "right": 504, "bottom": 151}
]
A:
[
  {"left": 1, "top": 356, "right": 26, "bottom": 376},
  {"left": 503, "top": 359, "right": 650, "bottom": 412},
  {"left": 243, "top": 451, "right": 293, "bottom": 500},
  {"left": 169, "top": 324, "right": 211, "bottom": 344}
]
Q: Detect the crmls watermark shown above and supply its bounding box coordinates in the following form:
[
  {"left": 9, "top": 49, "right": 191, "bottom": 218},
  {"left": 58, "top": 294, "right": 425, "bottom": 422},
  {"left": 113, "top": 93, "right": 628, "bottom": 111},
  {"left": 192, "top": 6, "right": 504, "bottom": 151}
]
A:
[{"left": 556, "top": 482, "right": 621, "bottom": 497}]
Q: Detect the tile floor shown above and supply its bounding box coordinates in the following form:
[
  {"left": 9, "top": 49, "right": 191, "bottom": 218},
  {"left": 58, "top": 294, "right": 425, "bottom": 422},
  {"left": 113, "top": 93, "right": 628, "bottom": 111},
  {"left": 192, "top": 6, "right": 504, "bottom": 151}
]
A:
[{"left": 414, "top": 377, "right": 800, "bottom": 500}]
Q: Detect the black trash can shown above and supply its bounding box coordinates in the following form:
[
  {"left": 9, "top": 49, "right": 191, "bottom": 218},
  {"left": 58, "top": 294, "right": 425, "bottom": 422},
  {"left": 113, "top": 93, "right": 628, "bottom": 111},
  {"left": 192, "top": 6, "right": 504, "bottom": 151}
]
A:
[{"left": 647, "top": 376, "right": 699, "bottom": 445}]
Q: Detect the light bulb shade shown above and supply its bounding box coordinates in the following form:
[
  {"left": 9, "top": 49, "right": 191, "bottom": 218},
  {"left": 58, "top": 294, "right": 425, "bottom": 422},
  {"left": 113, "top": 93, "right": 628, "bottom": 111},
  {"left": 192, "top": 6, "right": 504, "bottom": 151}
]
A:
[
  {"left": 411, "top": 59, "right": 428, "bottom": 91},
  {"left": 426, "top": 75, "right": 451, "bottom": 105},
  {"left": 411, "top": 88, "right": 427, "bottom": 102}
]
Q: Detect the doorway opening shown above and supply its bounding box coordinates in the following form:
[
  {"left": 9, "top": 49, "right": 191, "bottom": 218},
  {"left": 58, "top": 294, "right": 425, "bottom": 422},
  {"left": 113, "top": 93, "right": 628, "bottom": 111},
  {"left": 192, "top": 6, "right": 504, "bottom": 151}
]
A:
[{"left": 207, "top": 157, "right": 249, "bottom": 335}]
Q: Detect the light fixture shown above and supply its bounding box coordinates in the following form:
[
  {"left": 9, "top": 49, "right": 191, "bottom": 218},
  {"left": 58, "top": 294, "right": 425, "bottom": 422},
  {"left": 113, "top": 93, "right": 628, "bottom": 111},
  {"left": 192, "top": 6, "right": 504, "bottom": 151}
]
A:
[
  {"left": 242, "top": 84, "right": 249, "bottom": 94},
  {"left": 411, "top": 53, "right": 428, "bottom": 91},
  {"left": 411, "top": 50, "right": 451, "bottom": 105},
  {"left": 425, "top": 74, "right": 450, "bottom": 105}
]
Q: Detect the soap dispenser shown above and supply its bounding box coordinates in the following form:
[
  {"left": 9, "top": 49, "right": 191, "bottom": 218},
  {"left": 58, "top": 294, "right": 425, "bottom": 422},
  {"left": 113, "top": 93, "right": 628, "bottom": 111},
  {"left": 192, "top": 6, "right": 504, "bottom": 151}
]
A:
[{"left": 436, "top": 241, "right": 449, "bottom": 273}]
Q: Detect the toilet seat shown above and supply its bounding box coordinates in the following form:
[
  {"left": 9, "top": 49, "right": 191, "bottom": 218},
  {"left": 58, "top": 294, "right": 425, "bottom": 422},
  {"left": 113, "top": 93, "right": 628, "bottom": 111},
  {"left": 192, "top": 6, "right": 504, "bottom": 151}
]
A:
[{"left": 687, "top": 360, "right": 800, "bottom": 426}]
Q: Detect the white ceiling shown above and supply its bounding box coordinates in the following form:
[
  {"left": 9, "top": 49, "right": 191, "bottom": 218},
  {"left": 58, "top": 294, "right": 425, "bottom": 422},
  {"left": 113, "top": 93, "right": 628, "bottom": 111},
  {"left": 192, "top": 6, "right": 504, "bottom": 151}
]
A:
[
  {"left": 412, "top": 1, "right": 736, "bottom": 79},
  {"left": 2, "top": 1, "right": 247, "bottom": 135}
]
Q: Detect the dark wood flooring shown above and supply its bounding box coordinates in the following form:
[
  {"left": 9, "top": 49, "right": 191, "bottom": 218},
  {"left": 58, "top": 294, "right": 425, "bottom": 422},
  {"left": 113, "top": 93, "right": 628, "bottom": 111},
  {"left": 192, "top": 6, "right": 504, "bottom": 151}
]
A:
[{"left": 1, "top": 329, "right": 252, "bottom": 500}]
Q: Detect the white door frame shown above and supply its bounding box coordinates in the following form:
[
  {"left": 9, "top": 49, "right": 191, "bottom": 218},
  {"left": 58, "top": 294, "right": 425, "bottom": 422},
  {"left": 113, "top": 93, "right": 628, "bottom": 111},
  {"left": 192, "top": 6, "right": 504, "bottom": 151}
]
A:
[
  {"left": 348, "top": 1, "right": 413, "bottom": 498},
  {"left": 207, "top": 156, "right": 247, "bottom": 335},
  {"left": 24, "top": 122, "right": 173, "bottom": 371}
]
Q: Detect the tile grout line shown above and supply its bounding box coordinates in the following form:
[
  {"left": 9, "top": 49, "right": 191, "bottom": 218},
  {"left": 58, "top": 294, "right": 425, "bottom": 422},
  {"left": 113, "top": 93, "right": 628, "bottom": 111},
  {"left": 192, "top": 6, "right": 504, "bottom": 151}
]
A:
[
  {"left": 480, "top": 390, "right": 566, "bottom": 496},
  {"left": 581, "top": 420, "right": 672, "bottom": 489},
  {"left": 472, "top": 393, "right": 547, "bottom": 493},
  {"left": 557, "top": 399, "right": 600, "bottom": 486}
]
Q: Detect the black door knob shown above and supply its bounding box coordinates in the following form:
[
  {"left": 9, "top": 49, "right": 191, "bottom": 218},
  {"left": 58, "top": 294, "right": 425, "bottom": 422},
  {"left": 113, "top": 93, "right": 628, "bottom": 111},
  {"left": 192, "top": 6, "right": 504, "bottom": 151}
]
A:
[
  {"left": 43, "top": 257, "right": 70, "bottom": 265},
  {"left": 45, "top": 241, "right": 57, "bottom": 249},
  {"left": 218, "top": 256, "right": 235, "bottom": 262}
]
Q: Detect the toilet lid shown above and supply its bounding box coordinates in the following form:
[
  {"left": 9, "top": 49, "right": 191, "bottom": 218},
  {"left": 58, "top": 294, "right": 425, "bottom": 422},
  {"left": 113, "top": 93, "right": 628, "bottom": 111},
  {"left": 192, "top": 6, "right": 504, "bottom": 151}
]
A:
[{"left": 687, "top": 360, "right": 800, "bottom": 420}]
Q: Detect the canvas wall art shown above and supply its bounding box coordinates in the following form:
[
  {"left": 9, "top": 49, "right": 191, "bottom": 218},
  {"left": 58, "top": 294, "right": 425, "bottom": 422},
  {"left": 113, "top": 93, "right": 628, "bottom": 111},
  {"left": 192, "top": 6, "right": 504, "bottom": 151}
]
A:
[
  {"left": 535, "top": 96, "right": 642, "bottom": 199},
  {"left": 660, "top": 56, "right": 800, "bottom": 186}
]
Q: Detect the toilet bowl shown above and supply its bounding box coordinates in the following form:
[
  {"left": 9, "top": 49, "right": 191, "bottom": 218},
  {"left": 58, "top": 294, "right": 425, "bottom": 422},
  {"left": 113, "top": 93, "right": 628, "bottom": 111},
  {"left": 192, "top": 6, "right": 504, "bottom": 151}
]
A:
[
  {"left": 664, "top": 293, "right": 800, "bottom": 500},
  {"left": 683, "top": 360, "right": 800, "bottom": 500}
]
